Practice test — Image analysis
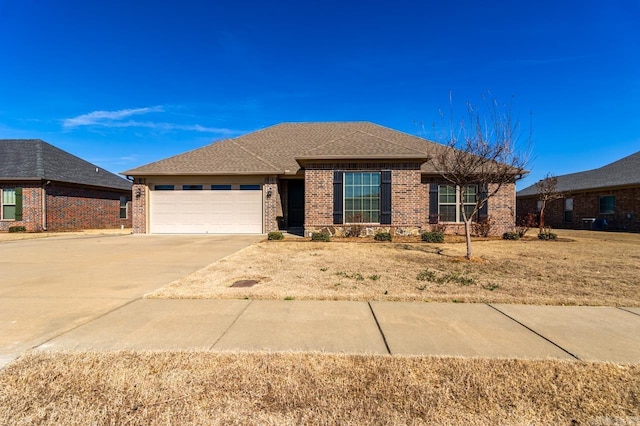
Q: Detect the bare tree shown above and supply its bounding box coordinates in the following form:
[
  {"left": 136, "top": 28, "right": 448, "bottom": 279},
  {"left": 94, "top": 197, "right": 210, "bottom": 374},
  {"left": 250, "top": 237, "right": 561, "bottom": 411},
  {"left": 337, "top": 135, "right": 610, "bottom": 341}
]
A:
[
  {"left": 431, "top": 93, "right": 530, "bottom": 259},
  {"left": 535, "top": 173, "right": 563, "bottom": 232}
]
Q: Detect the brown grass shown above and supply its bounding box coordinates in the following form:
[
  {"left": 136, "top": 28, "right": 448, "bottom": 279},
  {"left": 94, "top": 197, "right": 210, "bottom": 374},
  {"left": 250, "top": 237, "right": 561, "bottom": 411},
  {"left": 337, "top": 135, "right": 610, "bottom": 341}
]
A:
[
  {"left": 0, "top": 228, "right": 131, "bottom": 242},
  {"left": 1, "top": 351, "right": 639, "bottom": 425},
  {"left": 147, "top": 230, "right": 640, "bottom": 306}
]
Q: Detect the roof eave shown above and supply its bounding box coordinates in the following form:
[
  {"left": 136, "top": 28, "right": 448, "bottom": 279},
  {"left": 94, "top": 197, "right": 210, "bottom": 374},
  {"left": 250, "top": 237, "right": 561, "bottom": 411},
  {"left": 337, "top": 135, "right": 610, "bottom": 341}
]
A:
[{"left": 0, "top": 177, "right": 42, "bottom": 182}]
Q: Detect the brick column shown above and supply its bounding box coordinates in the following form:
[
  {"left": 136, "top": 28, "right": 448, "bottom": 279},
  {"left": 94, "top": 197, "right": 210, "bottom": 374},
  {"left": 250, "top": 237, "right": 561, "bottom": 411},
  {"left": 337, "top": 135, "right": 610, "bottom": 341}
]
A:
[{"left": 132, "top": 178, "right": 147, "bottom": 234}]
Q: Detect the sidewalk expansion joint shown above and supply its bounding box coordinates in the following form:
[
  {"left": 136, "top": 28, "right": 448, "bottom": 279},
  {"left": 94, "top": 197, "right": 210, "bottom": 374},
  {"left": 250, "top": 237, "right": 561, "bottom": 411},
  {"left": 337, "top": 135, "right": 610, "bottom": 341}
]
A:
[
  {"left": 368, "top": 302, "right": 391, "bottom": 355},
  {"left": 33, "top": 297, "right": 142, "bottom": 351},
  {"left": 209, "top": 300, "right": 253, "bottom": 350},
  {"left": 487, "top": 304, "right": 581, "bottom": 361},
  {"left": 617, "top": 307, "right": 640, "bottom": 317}
]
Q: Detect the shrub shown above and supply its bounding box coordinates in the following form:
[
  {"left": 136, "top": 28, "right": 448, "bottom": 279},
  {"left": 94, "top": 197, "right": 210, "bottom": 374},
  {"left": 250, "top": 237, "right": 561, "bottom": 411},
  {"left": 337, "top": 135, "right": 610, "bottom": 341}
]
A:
[
  {"left": 516, "top": 212, "right": 538, "bottom": 238},
  {"left": 311, "top": 231, "right": 331, "bottom": 242},
  {"left": 374, "top": 232, "right": 392, "bottom": 242},
  {"left": 502, "top": 231, "right": 520, "bottom": 240},
  {"left": 344, "top": 213, "right": 365, "bottom": 237},
  {"left": 421, "top": 231, "right": 445, "bottom": 243},
  {"left": 538, "top": 230, "right": 557, "bottom": 240},
  {"left": 472, "top": 216, "right": 494, "bottom": 237},
  {"left": 267, "top": 231, "right": 284, "bottom": 240},
  {"left": 8, "top": 226, "right": 26, "bottom": 233}
]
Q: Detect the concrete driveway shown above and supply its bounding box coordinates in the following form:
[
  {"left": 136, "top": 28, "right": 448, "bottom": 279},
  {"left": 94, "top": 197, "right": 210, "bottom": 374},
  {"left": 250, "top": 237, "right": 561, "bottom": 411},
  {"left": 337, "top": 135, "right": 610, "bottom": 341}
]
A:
[{"left": 0, "top": 233, "right": 260, "bottom": 366}]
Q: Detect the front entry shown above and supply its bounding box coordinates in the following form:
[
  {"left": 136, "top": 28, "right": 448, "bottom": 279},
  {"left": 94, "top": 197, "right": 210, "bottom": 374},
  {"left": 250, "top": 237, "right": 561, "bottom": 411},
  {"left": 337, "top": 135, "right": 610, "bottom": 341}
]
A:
[{"left": 287, "top": 179, "right": 305, "bottom": 228}]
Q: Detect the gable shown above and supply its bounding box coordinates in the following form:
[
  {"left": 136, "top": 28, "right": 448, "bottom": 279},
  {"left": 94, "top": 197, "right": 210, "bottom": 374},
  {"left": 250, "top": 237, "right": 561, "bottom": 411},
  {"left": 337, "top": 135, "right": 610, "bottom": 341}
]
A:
[{"left": 124, "top": 121, "right": 448, "bottom": 176}]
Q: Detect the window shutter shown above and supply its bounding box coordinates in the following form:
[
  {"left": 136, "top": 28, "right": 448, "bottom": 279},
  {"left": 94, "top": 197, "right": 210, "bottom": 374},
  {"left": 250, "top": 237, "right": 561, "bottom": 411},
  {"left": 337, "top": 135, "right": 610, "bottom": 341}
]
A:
[
  {"left": 478, "top": 185, "right": 488, "bottom": 221},
  {"left": 15, "top": 188, "right": 23, "bottom": 221},
  {"left": 429, "top": 183, "right": 439, "bottom": 224},
  {"left": 380, "top": 170, "right": 392, "bottom": 225},
  {"left": 333, "top": 171, "right": 343, "bottom": 225}
]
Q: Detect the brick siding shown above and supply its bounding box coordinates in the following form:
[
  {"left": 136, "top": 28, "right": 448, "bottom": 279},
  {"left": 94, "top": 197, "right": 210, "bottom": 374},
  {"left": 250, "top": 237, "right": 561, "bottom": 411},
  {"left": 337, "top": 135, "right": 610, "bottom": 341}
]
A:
[
  {"left": 0, "top": 183, "right": 44, "bottom": 232},
  {"left": 132, "top": 179, "right": 147, "bottom": 233},
  {"left": 517, "top": 186, "right": 640, "bottom": 232},
  {"left": 263, "top": 175, "right": 280, "bottom": 233},
  {"left": 46, "top": 184, "right": 132, "bottom": 231},
  {"left": 1, "top": 182, "right": 131, "bottom": 232},
  {"left": 304, "top": 164, "right": 516, "bottom": 236}
]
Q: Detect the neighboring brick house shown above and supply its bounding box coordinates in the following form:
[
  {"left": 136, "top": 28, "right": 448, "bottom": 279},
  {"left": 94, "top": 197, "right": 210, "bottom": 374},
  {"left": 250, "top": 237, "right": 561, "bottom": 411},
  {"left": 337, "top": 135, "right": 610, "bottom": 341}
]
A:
[
  {"left": 517, "top": 151, "right": 640, "bottom": 232},
  {"left": 123, "top": 122, "right": 519, "bottom": 236},
  {"left": 0, "top": 139, "right": 132, "bottom": 232}
]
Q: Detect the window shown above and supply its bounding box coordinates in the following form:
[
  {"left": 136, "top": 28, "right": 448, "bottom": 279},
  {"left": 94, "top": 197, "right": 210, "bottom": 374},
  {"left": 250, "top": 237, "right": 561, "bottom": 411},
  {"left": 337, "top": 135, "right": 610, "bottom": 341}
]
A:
[
  {"left": 564, "top": 198, "right": 574, "bottom": 222},
  {"left": 344, "top": 172, "right": 380, "bottom": 223},
  {"left": 240, "top": 184, "right": 261, "bottom": 190},
  {"left": 154, "top": 185, "right": 174, "bottom": 190},
  {"left": 536, "top": 200, "right": 543, "bottom": 212},
  {"left": 438, "top": 185, "right": 477, "bottom": 223},
  {"left": 182, "top": 185, "right": 203, "bottom": 190},
  {"left": 119, "top": 196, "right": 128, "bottom": 219},
  {"left": 211, "top": 184, "right": 232, "bottom": 190},
  {"left": 599, "top": 195, "right": 615, "bottom": 214},
  {"left": 1, "top": 188, "right": 16, "bottom": 220}
]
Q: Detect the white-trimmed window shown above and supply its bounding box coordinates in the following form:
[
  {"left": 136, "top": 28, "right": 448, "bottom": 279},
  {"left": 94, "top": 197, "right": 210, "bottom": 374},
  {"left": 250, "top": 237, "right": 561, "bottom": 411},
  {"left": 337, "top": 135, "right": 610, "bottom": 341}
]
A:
[
  {"left": 344, "top": 172, "right": 380, "bottom": 223},
  {"left": 564, "top": 198, "right": 574, "bottom": 222},
  {"left": 1, "top": 188, "right": 16, "bottom": 220},
  {"left": 119, "top": 196, "right": 128, "bottom": 219},
  {"left": 438, "top": 185, "right": 477, "bottom": 222}
]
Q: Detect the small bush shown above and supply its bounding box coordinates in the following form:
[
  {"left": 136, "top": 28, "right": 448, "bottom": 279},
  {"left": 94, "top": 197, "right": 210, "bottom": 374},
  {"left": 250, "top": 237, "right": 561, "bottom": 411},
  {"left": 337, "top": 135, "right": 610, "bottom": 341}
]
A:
[
  {"left": 472, "top": 216, "right": 494, "bottom": 237},
  {"left": 8, "top": 226, "right": 26, "bottom": 233},
  {"left": 267, "top": 231, "right": 284, "bottom": 240},
  {"left": 374, "top": 232, "right": 392, "bottom": 242},
  {"left": 421, "top": 231, "right": 445, "bottom": 243},
  {"left": 516, "top": 212, "right": 538, "bottom": 238},
  {"left": 502, "top": 231, "right": 520, "bottom": 240},
  {"left": 311, "top": 231, "right": 331, "bottom": 242},
  {"left": 538, "top": 230, "right": 557, "bottom": 240}
]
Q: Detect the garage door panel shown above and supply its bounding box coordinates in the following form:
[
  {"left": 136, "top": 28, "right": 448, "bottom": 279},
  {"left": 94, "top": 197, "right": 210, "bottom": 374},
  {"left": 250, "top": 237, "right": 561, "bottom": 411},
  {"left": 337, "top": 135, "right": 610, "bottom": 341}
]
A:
[{"left": 150, "top": 190, "right": 262, "bottom": 234}]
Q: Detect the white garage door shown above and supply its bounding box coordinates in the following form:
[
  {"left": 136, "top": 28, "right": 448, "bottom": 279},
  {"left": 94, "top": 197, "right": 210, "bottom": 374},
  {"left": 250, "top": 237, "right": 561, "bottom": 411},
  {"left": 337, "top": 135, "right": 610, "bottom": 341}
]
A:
[{"left": 150, "top": 188, "right": 263, "bottom": 234}]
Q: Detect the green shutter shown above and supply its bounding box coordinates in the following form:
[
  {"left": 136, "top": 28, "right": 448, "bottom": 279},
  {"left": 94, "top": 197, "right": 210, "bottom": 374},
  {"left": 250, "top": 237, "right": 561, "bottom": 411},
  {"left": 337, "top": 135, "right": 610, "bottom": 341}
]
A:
[{"left": 14, "top": 188, "right": 23, "bottom": 221}]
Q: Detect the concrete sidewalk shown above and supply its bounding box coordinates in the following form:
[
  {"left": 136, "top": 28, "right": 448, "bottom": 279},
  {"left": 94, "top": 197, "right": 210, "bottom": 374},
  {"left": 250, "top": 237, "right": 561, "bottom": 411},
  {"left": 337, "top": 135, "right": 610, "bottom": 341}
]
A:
[{"left": 38, "top": 299, "right": 640, "bottom": 364}]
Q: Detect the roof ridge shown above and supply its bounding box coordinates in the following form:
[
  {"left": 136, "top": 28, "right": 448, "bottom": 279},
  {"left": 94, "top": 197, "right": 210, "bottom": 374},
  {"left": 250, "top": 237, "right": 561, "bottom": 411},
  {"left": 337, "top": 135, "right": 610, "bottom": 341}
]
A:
[
  {"left": 35, "top": 140, "right": 45, "bottom": 178},
  {"left": 229, "top": 139, "right": 281, "bottom": 172}
]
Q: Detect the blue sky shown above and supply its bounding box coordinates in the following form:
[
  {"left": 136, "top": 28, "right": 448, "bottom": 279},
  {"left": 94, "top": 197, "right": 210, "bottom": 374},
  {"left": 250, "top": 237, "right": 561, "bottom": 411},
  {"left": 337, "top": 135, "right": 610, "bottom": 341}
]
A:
[{"left": 1, "top": 0, "right": 638, "bottom": 189}]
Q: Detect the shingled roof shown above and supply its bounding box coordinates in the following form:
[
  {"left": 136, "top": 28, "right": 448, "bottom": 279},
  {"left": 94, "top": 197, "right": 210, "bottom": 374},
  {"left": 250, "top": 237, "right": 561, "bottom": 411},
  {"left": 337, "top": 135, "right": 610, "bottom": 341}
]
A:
[
  {"left": 517, "top": 150, "right": 640, "bottom": 197},
  {"left": 123, "top": 122, "right": 448, "bottom": 176},
  {"left": 0, "top": 139, "right": 132, "bottom": 191}
]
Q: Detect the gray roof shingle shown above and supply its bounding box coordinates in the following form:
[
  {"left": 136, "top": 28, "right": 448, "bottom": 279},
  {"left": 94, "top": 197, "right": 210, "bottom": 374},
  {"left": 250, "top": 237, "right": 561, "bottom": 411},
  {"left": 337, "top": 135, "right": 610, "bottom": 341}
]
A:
[
  {"left": 0, "top": 139, "right": 132, "bottom": 191},
  {"left": 517, "top": 150, "right": 640, "bottom": 197},
  {"left": 123, "top": 122, "right": 449, "bottom": 176}
]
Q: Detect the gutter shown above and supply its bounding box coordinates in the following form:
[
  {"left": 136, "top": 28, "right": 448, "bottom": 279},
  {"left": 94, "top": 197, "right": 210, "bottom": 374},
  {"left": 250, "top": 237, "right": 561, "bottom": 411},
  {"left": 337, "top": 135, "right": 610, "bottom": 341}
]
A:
[{"left": 42, "top": 180, "right": 50, "bottom": 231}]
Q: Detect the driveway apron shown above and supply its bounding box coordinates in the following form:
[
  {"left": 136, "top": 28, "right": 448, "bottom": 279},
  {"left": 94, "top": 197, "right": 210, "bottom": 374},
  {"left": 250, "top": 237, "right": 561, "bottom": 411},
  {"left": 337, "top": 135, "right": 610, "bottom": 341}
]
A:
[{"left": 0, "top": 234, "right": 260, "bottom": 367}]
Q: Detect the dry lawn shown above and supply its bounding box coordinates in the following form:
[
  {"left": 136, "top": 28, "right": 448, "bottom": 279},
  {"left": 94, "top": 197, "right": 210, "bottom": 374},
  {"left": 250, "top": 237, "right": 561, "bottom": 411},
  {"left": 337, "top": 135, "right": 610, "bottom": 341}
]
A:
[
  {"left": 148, "top": 230, "right": 640, "bottom": 306},
  {"left": 1, "top": 351, "right": 638, "bottom": 425},
  {"left": 0, "top": 228, "right": 131, "bottom": 242}
]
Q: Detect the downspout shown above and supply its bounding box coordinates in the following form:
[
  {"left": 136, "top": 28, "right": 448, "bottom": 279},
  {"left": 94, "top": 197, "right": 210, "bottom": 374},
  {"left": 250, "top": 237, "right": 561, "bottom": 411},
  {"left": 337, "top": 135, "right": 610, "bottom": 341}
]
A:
[{"left": 42, "top": 180, "right": 51, "bottom": 231}]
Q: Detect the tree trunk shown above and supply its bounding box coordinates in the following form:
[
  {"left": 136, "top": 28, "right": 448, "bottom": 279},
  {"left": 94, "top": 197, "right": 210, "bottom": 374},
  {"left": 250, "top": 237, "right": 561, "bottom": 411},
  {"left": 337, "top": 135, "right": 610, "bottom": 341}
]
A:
[{"left": 464, "top": 218, "right": 473, "bottom": 259}]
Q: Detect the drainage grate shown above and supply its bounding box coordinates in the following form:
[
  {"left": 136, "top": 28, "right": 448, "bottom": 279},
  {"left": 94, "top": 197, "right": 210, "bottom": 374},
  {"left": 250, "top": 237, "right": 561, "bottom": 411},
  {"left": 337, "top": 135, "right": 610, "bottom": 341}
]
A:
[{"left": 231, "top": 279, "right": 259, "bottom": 288}]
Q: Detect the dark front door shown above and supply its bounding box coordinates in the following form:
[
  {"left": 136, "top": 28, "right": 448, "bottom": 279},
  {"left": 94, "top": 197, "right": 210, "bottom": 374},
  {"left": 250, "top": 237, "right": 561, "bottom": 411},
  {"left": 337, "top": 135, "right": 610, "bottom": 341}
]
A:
[{"left": 288, "top": 180, "right": 305, "bottom": 227}]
